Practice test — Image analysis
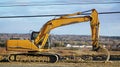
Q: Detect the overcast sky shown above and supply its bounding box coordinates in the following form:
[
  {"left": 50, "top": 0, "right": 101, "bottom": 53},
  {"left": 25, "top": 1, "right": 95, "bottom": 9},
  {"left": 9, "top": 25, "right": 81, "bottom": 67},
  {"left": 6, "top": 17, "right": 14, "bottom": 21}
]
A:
[{"left": 0, "top": 0, "right": 120, "bottom": 36}]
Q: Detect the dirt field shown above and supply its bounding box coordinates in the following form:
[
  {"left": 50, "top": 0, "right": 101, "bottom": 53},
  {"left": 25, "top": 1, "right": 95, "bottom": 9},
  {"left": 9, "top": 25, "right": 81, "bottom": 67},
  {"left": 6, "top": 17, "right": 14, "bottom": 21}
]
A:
[
  {"left": 0, "top": 61, "right": 120, "bottom": 67},
  {"left": 0, "top": 47, "right": 120, "bottom": 67}
]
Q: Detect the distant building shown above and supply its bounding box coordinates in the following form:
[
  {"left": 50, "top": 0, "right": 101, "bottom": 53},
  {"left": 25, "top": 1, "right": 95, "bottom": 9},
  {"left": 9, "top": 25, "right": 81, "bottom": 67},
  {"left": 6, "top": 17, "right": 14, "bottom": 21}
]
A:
[
  {"left": 66, "top": 44, "right": 93, "bottom": 48},
  {"left": 66, "top": 44, "right": 72, "bottom": 47}
]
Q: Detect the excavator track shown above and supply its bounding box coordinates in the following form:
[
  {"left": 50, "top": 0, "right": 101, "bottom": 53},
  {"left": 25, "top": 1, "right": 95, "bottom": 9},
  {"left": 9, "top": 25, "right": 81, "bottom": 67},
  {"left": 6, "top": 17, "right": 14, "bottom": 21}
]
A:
[{"left": 8, "top": 53, "right": 59, "bottom": 63}]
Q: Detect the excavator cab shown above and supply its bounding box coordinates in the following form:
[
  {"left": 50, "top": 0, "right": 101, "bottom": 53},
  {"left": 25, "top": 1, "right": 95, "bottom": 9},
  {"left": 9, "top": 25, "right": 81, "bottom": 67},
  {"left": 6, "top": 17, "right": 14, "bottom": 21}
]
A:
[
  {"left": 31, "top": 31, "right": 39, "bottom": 40},
  {"left": 31, "top": 31, "right": 50, "bottom": 49}
]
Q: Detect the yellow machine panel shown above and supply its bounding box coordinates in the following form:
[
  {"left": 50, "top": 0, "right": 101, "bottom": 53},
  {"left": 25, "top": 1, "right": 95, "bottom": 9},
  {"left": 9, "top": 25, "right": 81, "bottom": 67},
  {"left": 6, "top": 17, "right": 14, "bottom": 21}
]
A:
[{"left": 7, "top": 40, "right": 39, "bottom": 51}]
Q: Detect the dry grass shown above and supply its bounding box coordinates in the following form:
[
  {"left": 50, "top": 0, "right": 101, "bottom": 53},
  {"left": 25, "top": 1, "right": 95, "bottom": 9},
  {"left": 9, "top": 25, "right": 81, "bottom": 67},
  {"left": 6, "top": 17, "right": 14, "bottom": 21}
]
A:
[{"left": 0, "top": 61, "right": 120, "bottom": 67}]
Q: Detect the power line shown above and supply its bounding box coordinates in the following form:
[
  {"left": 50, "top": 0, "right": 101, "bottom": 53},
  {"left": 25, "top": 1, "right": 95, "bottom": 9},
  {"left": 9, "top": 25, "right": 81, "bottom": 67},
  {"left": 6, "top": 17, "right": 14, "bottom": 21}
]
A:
[
  {"left": 0, "top": 11, "right": 120, "bottom": 18},
  {"left": 0, "top": 2, "right": 119, "bottom": 7}
]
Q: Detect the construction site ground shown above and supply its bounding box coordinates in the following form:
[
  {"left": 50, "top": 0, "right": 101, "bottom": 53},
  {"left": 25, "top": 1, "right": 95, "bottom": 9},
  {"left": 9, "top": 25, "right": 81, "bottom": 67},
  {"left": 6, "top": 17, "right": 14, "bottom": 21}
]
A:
[
  {"left": 0, "top": 61, "right": 119, "bottom": 67},
  {"left": 0, "top": 47, "right": 120, "bottom": 67}
]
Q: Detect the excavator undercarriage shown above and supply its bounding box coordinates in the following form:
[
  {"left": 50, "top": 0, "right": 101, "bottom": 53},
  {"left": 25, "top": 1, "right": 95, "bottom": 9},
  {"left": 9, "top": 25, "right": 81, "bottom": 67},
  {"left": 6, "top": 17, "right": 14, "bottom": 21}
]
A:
[{"left": 8, "top": 53, "right": 59, "bottom": 63}]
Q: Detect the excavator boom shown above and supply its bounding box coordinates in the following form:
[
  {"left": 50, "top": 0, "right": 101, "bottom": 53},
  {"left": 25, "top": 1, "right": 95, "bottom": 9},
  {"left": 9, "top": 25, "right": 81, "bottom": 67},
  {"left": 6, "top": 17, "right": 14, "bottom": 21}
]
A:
[{"left": 34, "top": 9, "right": 100, "bottom": 51}]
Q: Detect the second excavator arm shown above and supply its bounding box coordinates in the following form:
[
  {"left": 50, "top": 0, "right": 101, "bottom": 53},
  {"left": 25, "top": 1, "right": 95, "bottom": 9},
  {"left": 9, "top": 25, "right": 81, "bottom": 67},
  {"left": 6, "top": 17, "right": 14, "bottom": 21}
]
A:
[{"left": 34, "top": 9, "right": 100, "bottom": 51}]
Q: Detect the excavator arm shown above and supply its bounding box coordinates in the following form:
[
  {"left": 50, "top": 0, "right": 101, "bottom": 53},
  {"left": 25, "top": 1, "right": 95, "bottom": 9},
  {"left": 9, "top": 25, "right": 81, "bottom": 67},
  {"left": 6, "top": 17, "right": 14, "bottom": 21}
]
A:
[
  {"left": 34, "top": 9, "right": 100, "bottom": 51},
  {"left": 90, "top": 9, "right": 100, "bottom": 51}
]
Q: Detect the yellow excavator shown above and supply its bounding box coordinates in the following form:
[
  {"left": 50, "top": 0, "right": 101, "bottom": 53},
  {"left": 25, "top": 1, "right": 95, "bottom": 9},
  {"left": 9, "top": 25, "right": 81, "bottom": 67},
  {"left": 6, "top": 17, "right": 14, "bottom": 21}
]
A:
[{"left": 6, "top": 9, "right": 108, "bottom": 63}]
